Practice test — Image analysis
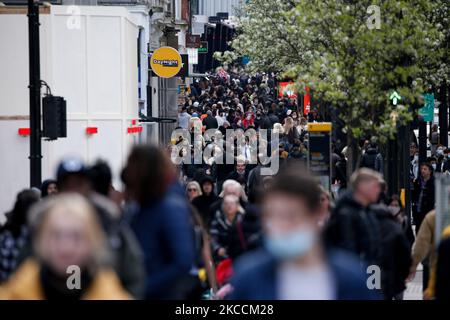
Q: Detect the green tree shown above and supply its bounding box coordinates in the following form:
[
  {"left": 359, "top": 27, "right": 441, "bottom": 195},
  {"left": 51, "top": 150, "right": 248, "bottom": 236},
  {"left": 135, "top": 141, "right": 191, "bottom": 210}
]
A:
[{"left": 230, "top": 0, "right": 448, "bottom": 172}]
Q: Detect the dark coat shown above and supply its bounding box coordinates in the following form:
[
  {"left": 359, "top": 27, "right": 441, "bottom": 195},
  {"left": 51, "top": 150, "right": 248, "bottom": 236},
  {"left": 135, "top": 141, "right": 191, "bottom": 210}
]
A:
[
  {"left": 370, "top": 204, "right": 412, "bottom": 299},
  {"left": 324, "top": 192, "right": 381, "bottom": 266},
  {"left": 209, "top": 211, "right": 248, "bottom": 262},
  {"left": 436, "top": 237, "right": 450, "bottom": 301},
  {"left": 412, "top": 176, "right": 435, "bottom": 229},
  {"left": 226, "top": 170, "right": 249, "bottom": 187},
  {"left": 203, "top": 115, "right": 218, "bottom": 130},
  {"left": 267, "top": 113, "right": 279, "bottom": 126},
  {"left": 192, "top": 193, "right": 220, "bottom": 226},
  {"left": 130, "top": 183, "right": 195, "bottom": 299},
  {"left": 229, "top": 249, "right": 381, "bottom": 300},
  {"left": 258, "top": 115, "right": 272, "bottom": 130},
  {"left": 360, "top": 148, "right": 383, "bottom": 173}
]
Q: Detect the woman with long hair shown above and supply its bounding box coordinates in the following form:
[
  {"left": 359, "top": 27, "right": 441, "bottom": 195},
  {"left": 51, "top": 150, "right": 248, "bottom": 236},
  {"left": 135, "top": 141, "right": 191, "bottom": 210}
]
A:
[{"left": 0, "top": 194, "right": 130, "bottom": 299}]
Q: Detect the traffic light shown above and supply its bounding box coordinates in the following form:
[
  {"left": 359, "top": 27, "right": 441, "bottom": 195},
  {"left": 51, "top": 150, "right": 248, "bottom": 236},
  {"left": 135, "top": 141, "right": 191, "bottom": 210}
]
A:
[{"left": 42, "top": 95, "right": 67, "bottom": 140}]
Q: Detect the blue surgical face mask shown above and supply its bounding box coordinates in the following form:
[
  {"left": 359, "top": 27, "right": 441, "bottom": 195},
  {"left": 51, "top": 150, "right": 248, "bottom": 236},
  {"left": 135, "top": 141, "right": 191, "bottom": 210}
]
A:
[{"left": 265, "top": 227, "right": 315, "bottom": 260}]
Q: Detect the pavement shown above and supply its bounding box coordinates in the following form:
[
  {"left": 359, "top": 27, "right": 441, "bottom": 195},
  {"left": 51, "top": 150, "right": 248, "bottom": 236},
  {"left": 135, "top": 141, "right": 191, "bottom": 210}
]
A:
[{"left": 404, "top": 265, "right": 423, "bottom": 300}]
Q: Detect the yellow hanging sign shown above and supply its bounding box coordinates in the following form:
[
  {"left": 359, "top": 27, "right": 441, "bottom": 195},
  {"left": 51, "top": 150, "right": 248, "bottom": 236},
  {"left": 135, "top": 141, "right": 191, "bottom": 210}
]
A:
[{"left": 150, "top": 47, "right": 183, "bottom": 78}]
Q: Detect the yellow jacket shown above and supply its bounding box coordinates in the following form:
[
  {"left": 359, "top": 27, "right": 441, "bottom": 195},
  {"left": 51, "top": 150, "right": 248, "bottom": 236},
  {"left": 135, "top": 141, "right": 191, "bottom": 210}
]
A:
[
  {"left": 411, "top": 211, "right": 436, "bottom": 268},
  {"left": 0, "top": 259, "right": 131, "bottom": 300}
]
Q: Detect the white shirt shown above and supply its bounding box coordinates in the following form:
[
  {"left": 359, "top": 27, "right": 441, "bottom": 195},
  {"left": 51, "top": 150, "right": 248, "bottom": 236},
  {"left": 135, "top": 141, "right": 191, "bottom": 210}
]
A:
[
  {"left": 241, "top": 144, "right": 252, "bottom": 162},
  {"left": 277, "top": 262, "right": 335, "bottom": 300},
  {"left": 216, "top": 115, "right": 225, "bottom": 127}
]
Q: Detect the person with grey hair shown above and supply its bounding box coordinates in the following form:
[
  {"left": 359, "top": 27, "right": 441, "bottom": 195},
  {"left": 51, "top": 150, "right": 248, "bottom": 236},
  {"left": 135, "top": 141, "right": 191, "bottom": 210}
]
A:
[
  {"left": 203, "top": 109, "right": 218, "bottom": 130},
  {"left": 209, "top": 195, "right": 248, "bottom": 263},
  {"left": 185, "top": 181, "right": 202, "bottom": 202}
]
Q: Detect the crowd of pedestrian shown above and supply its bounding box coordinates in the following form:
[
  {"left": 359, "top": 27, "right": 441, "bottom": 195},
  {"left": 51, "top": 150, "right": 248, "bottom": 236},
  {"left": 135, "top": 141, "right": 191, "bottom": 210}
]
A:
[{"left": 0, "top": 69, "right": 449, "bottom": 300}]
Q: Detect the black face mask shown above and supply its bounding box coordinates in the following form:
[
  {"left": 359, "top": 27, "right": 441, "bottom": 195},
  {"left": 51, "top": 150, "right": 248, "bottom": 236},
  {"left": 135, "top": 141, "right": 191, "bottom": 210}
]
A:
[{"left": 40, "top": 263, "right": 94, "bottom": 300}]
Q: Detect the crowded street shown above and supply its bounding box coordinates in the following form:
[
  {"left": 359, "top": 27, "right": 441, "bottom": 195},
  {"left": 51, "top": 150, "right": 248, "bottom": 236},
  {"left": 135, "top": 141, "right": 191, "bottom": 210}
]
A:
[{"left": 0, "top": 0, "right": 449, "bottom": 308}]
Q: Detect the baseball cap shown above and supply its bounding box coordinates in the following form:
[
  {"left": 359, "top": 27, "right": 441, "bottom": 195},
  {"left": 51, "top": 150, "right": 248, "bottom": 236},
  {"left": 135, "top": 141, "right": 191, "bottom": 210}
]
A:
[{"left": 56, "top": 158, "right": 87, "bottom": 183}]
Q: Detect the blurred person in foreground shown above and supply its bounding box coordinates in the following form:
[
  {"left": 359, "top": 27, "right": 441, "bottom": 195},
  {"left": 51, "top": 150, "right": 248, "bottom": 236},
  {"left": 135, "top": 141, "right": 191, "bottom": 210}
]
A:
[
  {"left": 0, "top": 194, "right": 130, "bottom": 300},
  {"left": 54, "top": 158, "right": 145, "bottom": 298},
  {"left": 325, "top": 168, "right": 383, "bottom": 266},
  {"left": 436, "top": 230, "right": 450, "bottom": 301},
  {"left": 410, "top": 210, "right": 450, "bottom": 300},
  {"left": 229, "top": 167, "right": 379, "bottom": 300},
  {"left": 0, "top": 189, "right": 40, "bottom": 283},
  {"left": 88, "top": 160, "right": 124, "bottom": 208},
  {"left": 122, "top": 145, "right": 195, "bottom": 299}
]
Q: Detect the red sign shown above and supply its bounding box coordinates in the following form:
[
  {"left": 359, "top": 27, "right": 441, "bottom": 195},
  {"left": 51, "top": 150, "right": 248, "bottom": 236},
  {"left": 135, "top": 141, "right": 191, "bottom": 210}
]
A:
[
  {"left": 278, "top": 82, "right": 298, "bottom": 99},
  {"left": 127, "top": 126, "right": 143, "bottom": 134},
  {"left": 18, "top": 128, "right": 30, "bottom": 136},
  {"left": 86, "top": 127, "right": 98, "bottom": 135},
  {"left": 304, "top": 87, "right": 311, "bottom": 115}
]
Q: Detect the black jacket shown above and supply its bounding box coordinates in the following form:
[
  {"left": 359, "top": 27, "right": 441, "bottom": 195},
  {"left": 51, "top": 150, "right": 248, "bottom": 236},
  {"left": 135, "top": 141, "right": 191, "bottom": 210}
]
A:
[
  {"left": 203, "top": 115, "right": 218, "bottom": 130},
  {"left": 192, "top": 193, "right": 219, "bottom": 226},
  {"left": 442, "top": 160, "right": 450, "bottom": 173},
  {"left": 412, "top": 176, "right": 435, "bottom": 216},
  {"left": 267, "top": 113, "right": 279, "bottom": 126},
  {"left": 361, "top": 148, "right": 380, "bottom": 171},
  {"left": 259, "top": 115, "right": 272, "bottom": 130},
  {"left": 209, "top": 211, "right": 248, "bottom": 262},
  {"left": 324, "top": 192, "right": 381, "bottom": 266},
  {"left": 226, "top": 170, "right": 249, "bottom": 187},
  {"left": 436, "top": 237, "right": 450, "bottom": 301},
  {"left": 370, "top": 204, "right": 412, "bottom": 299}
]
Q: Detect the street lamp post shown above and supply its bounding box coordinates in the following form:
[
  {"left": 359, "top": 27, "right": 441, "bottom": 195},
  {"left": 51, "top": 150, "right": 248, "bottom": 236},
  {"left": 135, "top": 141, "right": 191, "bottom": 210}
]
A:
[{"left": 27, "top": 0, "right": 42, "bottom": 188}]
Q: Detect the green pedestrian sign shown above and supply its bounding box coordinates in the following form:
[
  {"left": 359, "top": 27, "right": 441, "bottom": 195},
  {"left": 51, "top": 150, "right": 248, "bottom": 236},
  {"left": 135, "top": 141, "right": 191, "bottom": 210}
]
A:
[
  {"left": 419, "top": 93, "right": 435, "bottom": 122},
  {"left": 389, "top": 91, "right": 401, "bottom": 106},
  {"left": 198, "top": 41, "right": 208, "bottom": 54}
]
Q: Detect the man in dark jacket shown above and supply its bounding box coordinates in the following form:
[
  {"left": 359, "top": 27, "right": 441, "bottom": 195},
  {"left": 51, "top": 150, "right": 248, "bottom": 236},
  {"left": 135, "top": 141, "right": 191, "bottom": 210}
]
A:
[
  {"left": 412, "top": 163, "right": 435, "bottom": 231},
  {"left": 369, "top": 204, "right": 412, "bottom": 299},
  {"left": 258, "top": 112, "right": 273, "bottom": 130},
  {"left": 203, "top": 110, "right": 218, "bottom": 130},
  {"left": 267, "top": 109, "right": 279, "bottom": 126},
  {"left": 226, "top": 161, "right": 249, "bottom": 188},
  {"left": 325, "top": 168, "right": 383, "bottom": 266},
  {"left": 230, "top": 168, "right": 380, "bottom": 300},
  {"left": 360, "top": 142, "right": 383, "bottom": 174}
]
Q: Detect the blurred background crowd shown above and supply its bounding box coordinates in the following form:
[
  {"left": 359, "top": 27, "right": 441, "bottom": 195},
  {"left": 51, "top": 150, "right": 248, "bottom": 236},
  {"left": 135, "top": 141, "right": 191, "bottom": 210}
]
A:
[{"left": 0, "top": 70, "right": 449, "bottom": 300}]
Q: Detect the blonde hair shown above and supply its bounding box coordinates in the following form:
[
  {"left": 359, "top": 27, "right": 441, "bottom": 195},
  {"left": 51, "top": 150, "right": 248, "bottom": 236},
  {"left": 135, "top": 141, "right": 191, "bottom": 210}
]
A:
[
  {"left": 219, "top": 179, "right": 248, "bottom": 202},
  {"left": 273, "top": 123, "right": 285, "bottom": 134},
  {"left": 222, "top": 194, "right": 245, "bottom": 214},
  {"left": 29, "top": 193, "right": 108, "bottom": 271},
  {"left": 350, "top": 168, "right": 383, "bottom": 190},
  {"left": 283, "top": 116, "right": 294, "bottom": 130}
]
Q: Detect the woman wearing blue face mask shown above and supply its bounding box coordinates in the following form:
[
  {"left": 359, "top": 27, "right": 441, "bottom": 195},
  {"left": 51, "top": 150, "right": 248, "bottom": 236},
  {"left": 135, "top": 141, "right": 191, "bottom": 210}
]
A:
[{"left": 229, "top": 167, "right": 380, "bottom": 300}]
